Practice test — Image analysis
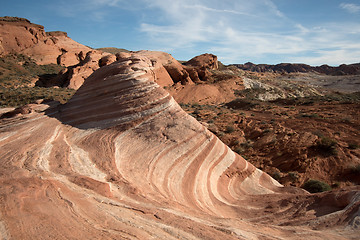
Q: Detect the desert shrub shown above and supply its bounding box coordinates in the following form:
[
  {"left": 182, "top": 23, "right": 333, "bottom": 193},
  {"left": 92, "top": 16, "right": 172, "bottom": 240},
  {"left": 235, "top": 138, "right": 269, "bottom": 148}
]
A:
[
  {"left": 271, "top": 172, "right": 281, "bottom": 181},
  {"left": 240, "top": 140, "right": 253, "bottom": 149},
  {"left": 302, "top": 179, "right": 331, "bottom": 193},
  {"left": 225, "top": 98, "right": 259, "bottom": 110},
  {"left": 349, "top": 164, "right": 360, "bottom": 174},
  {"left": 263, "top": 128, "right": 271, "bottom": 134},
  {"left": 348, "top": 143, "right": 359, "bottom": 150},
  {"left": 234, "top": 146, "right": 244, "bottom": 154},
  {"left": 225, "top": 125, "right": 235, "bottom": 133},
  {"left": 315, "top": 136, "right": 338, "bottom": 156},
  {"left": 288, "top": 172, "right": 299, "bottom": 182},
  {"left": 193, "top": 109, "right": 201, "bottom": 115},
  {"left": 300, "top": 113, "right": 321, "bottom": 119},
  {"left": 232, "top": 139, "right": 240, "bottom": 146}
]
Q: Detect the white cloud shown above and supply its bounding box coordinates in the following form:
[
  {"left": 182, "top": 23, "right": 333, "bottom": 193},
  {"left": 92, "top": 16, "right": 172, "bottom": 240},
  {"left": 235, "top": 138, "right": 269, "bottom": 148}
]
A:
[
  {"left": 137, "top": 0, "right": 360, "bottom": 65},
  {"left": 139, "top": 0, "right": 287, "bottom": 48},
  {"left": 340, "top": 3, "right": 360, "bottom": 13},
  {"left": 290, "top": 49, "right": 360, "bottom": 66},
  {"left": 54, "top": 0, "right": 360, "bottom": 65},
  {"left": 263, "top": 0, "right": 286, "bottom": 18}
]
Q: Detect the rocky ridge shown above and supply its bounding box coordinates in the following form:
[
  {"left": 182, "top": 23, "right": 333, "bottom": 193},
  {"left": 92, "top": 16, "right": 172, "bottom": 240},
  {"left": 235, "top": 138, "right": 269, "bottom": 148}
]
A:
[{"left": 233, "top": 62, "right": 360, "bottom": 75}]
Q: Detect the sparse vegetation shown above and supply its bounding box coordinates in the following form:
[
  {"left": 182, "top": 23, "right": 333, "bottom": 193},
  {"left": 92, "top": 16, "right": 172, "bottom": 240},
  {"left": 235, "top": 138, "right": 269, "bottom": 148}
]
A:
[
  {"left": 0, "top": 87, "right": 75, "bottom": 107},
  {"left": 0, "top": 54, "right": 64, "bottom": 88},
  {"left": 96, "top": 47, "right": 130, "bottom": 54},
  {"left": 0, "top": 54, "right": 73, "bottom": 107},
  {"left": 178, "top": 96, "right": 359, "bottom": 188},
  {"left": 302, "top": 179, "right": 331, "bottom": 193},
  {"left": 315, "top": 136, "right": 338, "bottom": 156}
]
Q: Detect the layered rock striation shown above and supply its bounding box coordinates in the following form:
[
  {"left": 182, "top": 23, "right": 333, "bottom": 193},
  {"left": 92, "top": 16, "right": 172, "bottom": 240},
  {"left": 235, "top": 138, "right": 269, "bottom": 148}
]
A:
[{"left": 0, "top": 55, "right": 359, "bottom": 239}]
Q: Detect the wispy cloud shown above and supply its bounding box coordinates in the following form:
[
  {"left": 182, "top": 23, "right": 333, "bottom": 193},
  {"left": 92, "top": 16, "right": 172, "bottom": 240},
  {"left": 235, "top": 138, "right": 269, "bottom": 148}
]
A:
[
  {"left": 52, "top": 0, "right": 360, "bottom": 65},
  {"left": 139, "top": 0, "right": 287, "bottom": 48},
  {"left": 340, "top": 3, "right": 360, "bottom": 13},
  {"left": 138, "top": 0, "right": 360, "bottom": 65}
]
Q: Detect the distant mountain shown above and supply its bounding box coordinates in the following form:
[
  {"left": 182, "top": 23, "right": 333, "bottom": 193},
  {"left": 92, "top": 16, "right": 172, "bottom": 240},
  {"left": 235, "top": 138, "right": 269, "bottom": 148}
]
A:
[{"left": 232, "top": 62, "right": 360, "bottom": 75}]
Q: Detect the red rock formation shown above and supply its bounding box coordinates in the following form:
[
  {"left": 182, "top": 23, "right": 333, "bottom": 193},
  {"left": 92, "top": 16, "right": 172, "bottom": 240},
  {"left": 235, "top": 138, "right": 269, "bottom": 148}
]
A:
[
  {"left": 0, "top": 55, "right": 359, "bottom": 239},
  {"left": 185, "top": 53, "right": 219, "bottom": 70},
  {"left": 134, "top": 50, "right": 195, "bottom": 85},
  {"left": 0, "top": 17, "right": 92, "bottom": 66},
  {"left": 55, "top": 50, "right": 114, "bottom": 90},
  {"left": 0, "top": 17, "right": 46, "bottom": 55}
]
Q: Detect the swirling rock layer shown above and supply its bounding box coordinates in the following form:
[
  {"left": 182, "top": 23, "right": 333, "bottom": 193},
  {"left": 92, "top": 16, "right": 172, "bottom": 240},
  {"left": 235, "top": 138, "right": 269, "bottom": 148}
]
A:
[{"left": 0, "top": 54, "right": 359, "bottom": 239}]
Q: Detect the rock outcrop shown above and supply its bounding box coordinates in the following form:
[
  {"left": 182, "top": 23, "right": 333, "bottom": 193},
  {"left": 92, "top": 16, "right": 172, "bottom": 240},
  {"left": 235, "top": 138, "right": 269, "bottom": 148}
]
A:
[
  {"left": 0, "top": 17, "right": 46, "bottom": 55},
  {"left": 133, "top": 50, "right": 195, "bottom": 85},
  {"left": 53, "top": 50, "right": 113, "bottom": 90},
  {"left": 0, "top": 16, "right": 92, "bottom": 66},
  {"left": 184, "top": 53, "right": 219, "bottom": 70},
  {"left": 0, "top": 55, "right": 359, "bottom": 239}
]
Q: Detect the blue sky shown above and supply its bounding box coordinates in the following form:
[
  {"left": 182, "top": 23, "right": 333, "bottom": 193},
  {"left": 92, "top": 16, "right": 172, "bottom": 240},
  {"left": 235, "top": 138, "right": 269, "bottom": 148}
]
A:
[{"left": 1, "top": 0, "right": 360, "bottom": 65}]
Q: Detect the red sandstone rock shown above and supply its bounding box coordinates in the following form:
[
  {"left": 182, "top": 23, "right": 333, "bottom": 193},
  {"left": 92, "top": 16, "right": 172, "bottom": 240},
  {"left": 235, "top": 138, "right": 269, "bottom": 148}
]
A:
[
  {"left": 99, "top": 54, "right": 117, "bottom": 67},
  {"left": 56, "top": 50, "right": 113, "bottom": 90},
  {"left": 0, "top": 17, "right": 46, "bottom": 55},
  {"left": 0, "top": 17, "right": 92, "bottom": 66},
  {"left": 0, "top": 55, "right": 358, "bottom": 239},
  {"left": 135, "top": 50, "right": 194, "bottom": 85},
  {"left": 185, "top": 53, "right": 219, "bottom": 70}
]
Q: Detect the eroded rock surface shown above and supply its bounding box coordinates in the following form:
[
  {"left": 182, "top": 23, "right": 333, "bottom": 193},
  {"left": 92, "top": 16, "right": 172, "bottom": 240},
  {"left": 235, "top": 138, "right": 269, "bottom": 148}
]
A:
[
  {"left": 0, "top": 55, "right": 359, "bottom": 239},
  {"left": 54, "top": 50, "right": 113, "bottom": 90},
  {"left": 0, "top": 17, "right": 91, "bottom": 66}
]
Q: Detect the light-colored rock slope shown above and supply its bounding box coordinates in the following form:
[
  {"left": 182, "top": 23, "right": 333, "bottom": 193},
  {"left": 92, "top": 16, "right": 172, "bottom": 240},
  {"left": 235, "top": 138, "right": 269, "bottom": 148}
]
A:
[{"left": 0, "top": 53, "right": 359, "bottom": 239}]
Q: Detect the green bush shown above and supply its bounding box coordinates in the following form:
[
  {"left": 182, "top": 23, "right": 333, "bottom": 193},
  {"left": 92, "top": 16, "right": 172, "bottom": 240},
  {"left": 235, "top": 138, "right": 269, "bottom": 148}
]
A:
[{"left": 302, "top": 179, "right": 331, "bottom": 193}]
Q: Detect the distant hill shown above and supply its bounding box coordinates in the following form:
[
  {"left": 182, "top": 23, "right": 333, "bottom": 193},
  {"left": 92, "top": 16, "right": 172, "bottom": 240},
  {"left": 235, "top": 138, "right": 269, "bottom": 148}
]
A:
[
  {"left": 232, "top": 62, "right": 360, "bottom": 75},
  {"left": 97, "top": 47, "right": 130, "bottom": 54}
]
